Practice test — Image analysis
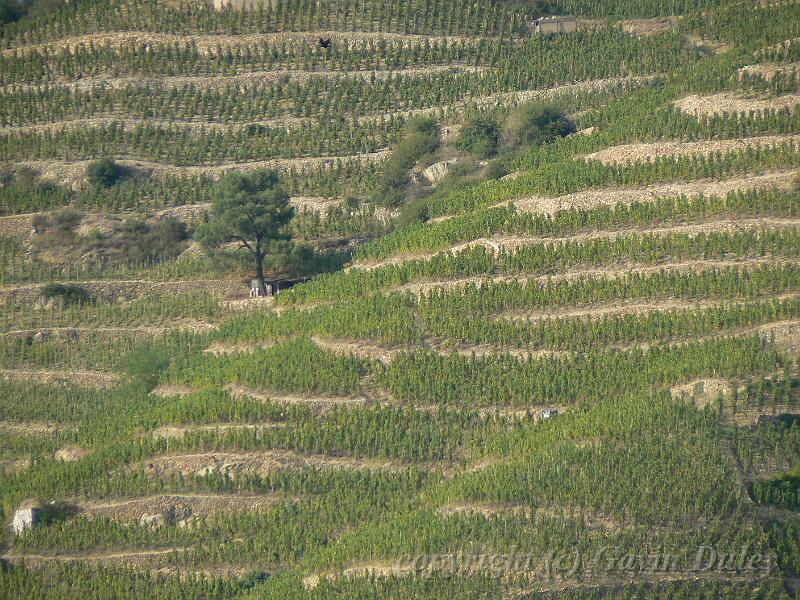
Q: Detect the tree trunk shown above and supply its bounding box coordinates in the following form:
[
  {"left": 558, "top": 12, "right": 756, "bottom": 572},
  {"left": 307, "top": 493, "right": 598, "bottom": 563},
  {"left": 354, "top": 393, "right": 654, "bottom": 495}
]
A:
[{"left": 255, "top": 251, "right": 268, "bottom": 296}]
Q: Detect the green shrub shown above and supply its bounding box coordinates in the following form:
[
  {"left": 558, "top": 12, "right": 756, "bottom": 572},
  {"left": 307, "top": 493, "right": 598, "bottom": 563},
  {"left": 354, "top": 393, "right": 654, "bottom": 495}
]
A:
[
  {"left": 373, "top": 116, "right": 440, "bottom": 208},
  {"left": 40, "top": 284, "right": 91, "bottom": 306},
  {"left": 85, "top": 159, "right": 122, "bottom": 188},
  {"left": 117, "top": 343, "right": 171, "bottom": 390},
  {"left": 457, "top": 115, "right": 501, "bottom": 159},
  {"left": 503, "top": 101, "right": 575, "bottom": 149}
]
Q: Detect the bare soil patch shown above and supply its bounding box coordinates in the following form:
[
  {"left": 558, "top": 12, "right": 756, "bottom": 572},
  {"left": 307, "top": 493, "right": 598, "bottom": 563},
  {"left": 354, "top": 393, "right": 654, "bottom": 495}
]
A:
[
  {"left": 0, "top": 456, "right": 32, "bottom": 474},
  {"left": 0, "top": 421, "right": 61, "bottom": 435},
  {"left": 227, "top": 384, "right": 369, "bottom": 411},
  {"left": 149, "top": 423, "right": 281, "bottom": 440},
  {"left": 738, "top": 61, "right": 800, "bottom": 81},
  {"left": 733, "top": 403, "right": 800, "bottom": 427},
  {"left": 617, "top": 17, "right": 678, "bottom": 36},
  {"left": 0, "top": 213, "right": 35, "bottom": 237},
  {"left": 673, "top": 92, "right": 800, "bottom": 117},
  {"left": 2, "top": 324, "right": 216, "bottom": 342},
  {"left": 304, "top": 562, "right": 414, "bottom": 591},
  {"left": 150, "top": 384, "right": 195, "bottom": 398},
  {"left": 3, "top": 547, "right": 187, "bottom": 569},
  {"left": 582, "top": 134, "right": 800, "bottom": 165},
  {"left": 0, "top": 278, "right": 240, "bottom": 304},
  {"left": 138, "top": 450, "right": 421, "bottom": 480},
  {"left": 203, "top": 341, "right": 273, "bottom": 356},
  {"left": 76, "top": 492, "right": 288, "bottom": 523},
  {"left": 55, "top": 445, "right": 89, "bottom": 462},
  {"left": 0, "top": 368, "right": 119, "bottom": 388},
  {"left": 671, "top": 378, "right": 733, "bottom": 408}
]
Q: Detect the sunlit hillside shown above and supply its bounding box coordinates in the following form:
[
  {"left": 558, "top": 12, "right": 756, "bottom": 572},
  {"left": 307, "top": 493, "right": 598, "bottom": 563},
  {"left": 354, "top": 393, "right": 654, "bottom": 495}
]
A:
[{"left": 1, "top": 0, "right": 800, "bottom": 598}]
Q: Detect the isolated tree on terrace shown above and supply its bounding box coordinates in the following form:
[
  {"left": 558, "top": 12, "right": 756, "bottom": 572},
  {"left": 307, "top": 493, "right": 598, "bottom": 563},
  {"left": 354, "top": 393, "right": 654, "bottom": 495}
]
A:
[{"left": 196, "top": 169, "right": 294, "bottom": 296}]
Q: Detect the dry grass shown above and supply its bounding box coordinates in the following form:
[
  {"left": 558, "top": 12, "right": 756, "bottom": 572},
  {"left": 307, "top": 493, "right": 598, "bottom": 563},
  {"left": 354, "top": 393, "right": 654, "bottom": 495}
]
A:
[
  {"left": 582, "top": 134, "right": 800, "bottom": 165},
  {"left": 673, "top": 92, "right": 800, "bottom": 117}
]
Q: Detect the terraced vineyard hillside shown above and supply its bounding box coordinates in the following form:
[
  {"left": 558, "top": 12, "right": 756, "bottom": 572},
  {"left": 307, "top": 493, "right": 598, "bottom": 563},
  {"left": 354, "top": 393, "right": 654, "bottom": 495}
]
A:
[{"left": 2, "top": 0, "right": 800, "bottom": 598}]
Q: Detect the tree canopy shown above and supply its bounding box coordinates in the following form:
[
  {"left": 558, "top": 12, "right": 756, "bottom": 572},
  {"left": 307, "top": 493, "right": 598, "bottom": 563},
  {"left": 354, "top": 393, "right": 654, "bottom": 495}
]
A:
[{"left": 196, "top": 169, "right": 294, "bottom": 295}]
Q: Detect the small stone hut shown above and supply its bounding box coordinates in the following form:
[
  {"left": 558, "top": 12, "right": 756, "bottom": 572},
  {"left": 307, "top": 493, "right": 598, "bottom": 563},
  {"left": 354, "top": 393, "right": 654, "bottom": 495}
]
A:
[
  {"left": 11, "top": 501, "right": 40, "bottom": 535},
  {"left": 532, "top": 16, "right": 578, "bottom": 34}
]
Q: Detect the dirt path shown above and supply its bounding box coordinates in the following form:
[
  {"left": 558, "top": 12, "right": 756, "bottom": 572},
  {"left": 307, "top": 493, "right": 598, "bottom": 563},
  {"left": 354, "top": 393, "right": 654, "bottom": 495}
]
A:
[
  {"left": 509, "top": 171, "right": 799, "bottom": 215},
  {"left": 582, "top": 134, "right": 800, "bottom": 165}
]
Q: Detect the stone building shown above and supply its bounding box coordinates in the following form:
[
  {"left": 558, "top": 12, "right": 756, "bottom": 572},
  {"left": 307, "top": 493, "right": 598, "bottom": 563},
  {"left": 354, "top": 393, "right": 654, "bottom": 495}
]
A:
[
  {"left": 532, "top": 16, "right": 578, "bottom": 35},
  {"left": 11, "top": 502, "right": 40, "bottom": 535}
]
